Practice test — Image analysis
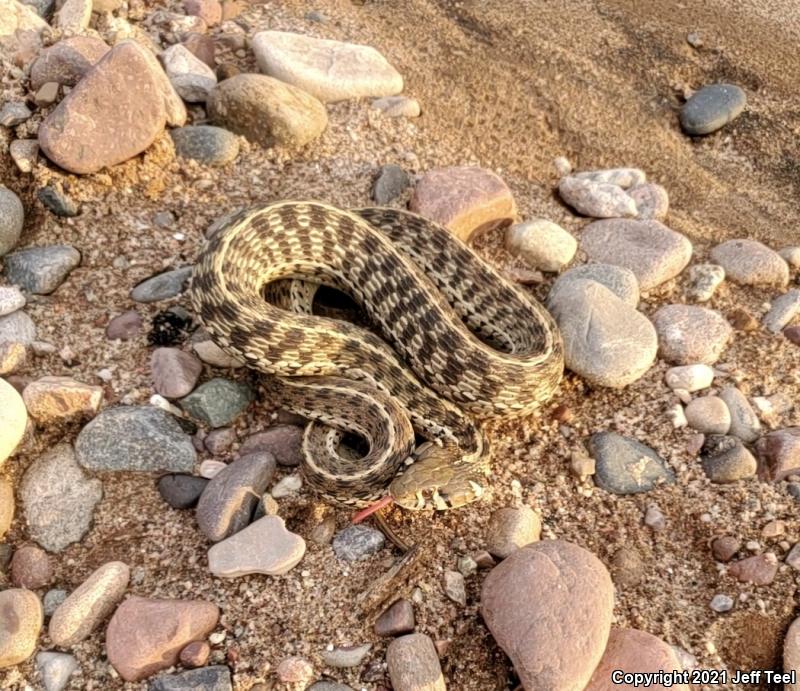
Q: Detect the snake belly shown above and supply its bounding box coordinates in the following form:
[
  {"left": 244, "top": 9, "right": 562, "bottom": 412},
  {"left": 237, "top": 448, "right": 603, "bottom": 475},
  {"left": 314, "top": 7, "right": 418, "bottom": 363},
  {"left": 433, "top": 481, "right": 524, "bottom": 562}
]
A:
[{"left": 189, "top": 201, "right": 563, "bottom": 510}]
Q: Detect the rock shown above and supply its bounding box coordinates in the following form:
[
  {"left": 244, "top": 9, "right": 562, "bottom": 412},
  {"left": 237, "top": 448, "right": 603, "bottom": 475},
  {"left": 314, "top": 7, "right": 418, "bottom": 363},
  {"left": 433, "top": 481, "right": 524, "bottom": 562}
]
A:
[
  {"left": 710, "top": 239, "right": 788, "bottom": 287},
  {"left": 409, "top": 166, "right": 516, "bottom": 243},
  {"left": 332, "top": 524, "right": 385, "bottom": 561},
  {"left": 0, "top": 479, "right": 13, "bottom": 539},
  {"left": 239, "top": 426, "right": 303, "bottom": 466},
  {"left": 785, "top": 617, "right": 800, "bottom": 691},
  {"left": 687, "top": 263, "right": 725, "bottom": 302},
  {"left": 204, "top": 427, "right": 235, "bottom": 455},
  {"left": 373, "top": 164, "right": 410, "bottom": 204},
  {"left": 10, "top": 139, "right": 39, "bottom": 173},
  {"left": 584, "top": 628, "right": 689, "bottom": 691},
  {"left": 0, "top": 286, "right": 25, "bottom": 317},
  {"left": 481, "top": 540, "right": 614, "bottom": 690},
  {"left": 372, "top": 95, "right": 421, "bottom": 117},
  {"left": 34, "top": 81, "right": 59, "bottom": 107},
  {"left": 208, "top": 515, "right": 306, "bottom": 577},
  {"left": 684, "top": 396, "right": 731, "bottom": 435},
  {"left": 39, "top": 41, "right": 186, "bottom": 175},
  {"left": 192, "top": 337, "right": 245, "bottom": 368},
  {"left": 76, "top": 406, "right": 196, "bottom": 472},
  {"left": 11, "top": 544, "right": 52, "bottom": 588},
  {"left": 170, "top": 126, "right": 239, "bottom": 166},
  {"left": 580, "top": 219, "right": 692, "bottom": 290},
  {"left": 0, "top": 377, "right": 27, "bottom": 465},
  {"left": 570, "top": 450, "right": 596, "bottom": 478},
  {"left": 207, "top": 73, "right": 328, "bottom": 148},
  {"left": 49, "top": 561, "right": 129, "bottom": 647},
  {"left": 680, "top": 83, "right": 746, "bottom": 135},
  {"left": 728, "top": 553, "right": 778, "bottom": 585},
  {"left": 710, "top": 594, "right": 734, "bottom": 613},
  {"left": 37, "top": 651, "right": 78, "bottom": 691},
  {"left": 4, "top": 245, "right": 80, "bottom": 295},
  {"left": 701, "top": 435, "right": 757, "bottom": 483},
  {"left": 276, "top": 657, "right": 314, "bottom": 685},
  {"left": 549, "top": 263, "right": 639, "bottom": 307},
  {"left": 443, "top": 570, "right": 466, "bottom": 606},
  {"left": 0, "top": 0, "right": 47, "bottom": 60},
  {"left": 0, "top": 589, "right": 42, "bottom": 668},
  {"left": 756, "top": 428, "right": 800, "bottom": 482},
  {"left": 485, "top": 505, "right": 541, "bottom": 559},
  {"left": 375, "top": 599, "right": 415, "bottom": 637},
  {"left": 30, "top": 36, "right": 110, "bottom": 90},
  {"left": 386, "top": 633, "right": 445, "bottom": 691},
  {"left": 786, "top": 325, "right": 800, "bottom": 345},
  {"left": 0, "top": 310, "right": 36, "bottom": 345},
  {"left": 711, "top": 536, "right": 740, "bottom": 562},
  {"left": 763, "top": 289, "right": 800, "bottom": 333},
  {"left": 0, "top": 102, "right": 33, "bottom": 127},
  {"left": 588, "top": 432, "right": 675, "bottom": 494},
  {"left": 130, "top": 266, "right": 193, "bottom": 302},
  {"left": 719, "top": 387, "right": 761, "bottom": 442},
  {"left": 322, "top": 643, "right": 371, "bottom": 668},
  {"left": 0, "top": 186, "right": 24, "bottom": 257},
  {"left": 151, "top": 348, "right": 202, "bottom": 399},
  {"left": 780, "top": 246, "right": 800, "bottom": 269},
  {"left": 505, "top": 219, "right": 577, "bottom": 272},
  {"left": 105, "top": 596, "right": 219, "bottom": 682},
  {"left": 183, "top": 0, "right": 221, "bottom": 26},
  {"left": 0, "top": 341, "right": 26, "bottom": 375},
  {"left": 20, "top": 443, "right": 103, "bottom": 552},
  {"left": 308, "top": 683, "right": 355, "bottom": 691},
  {"left": 179, "top": 640, "right": 210, "bottom": 668},
  {"left": 151, "top": 666, "right": 232, "bottom": 691},
  {"left": 106, "top": 311, "right": 142, "bottom": 340},
  {"left": 182, "top": 33, "right": 215, "bottom": 69},
  {"left": 196, "top": 452, "right": 276, "bottom": 541},
  {"left": 651, "top": 304, "right": 731, "bottom": 365},
  {"left": 200, "top": 460, "right": 226, "bottom": 479},
  {"left": 53, "top": 0, "right": 91, "bottom": 31},
  {"left": 157, "top": 474, "right": 209, "bottom": 509},
  {"left": 252, "top": 31, "right": 403, "bottom": 103},
  {"left": 664, "top": 364, "right": 714, "bottom": 392},
  {"left": 22, "top": 376, "right": 103, "bottom": 424},
  {"left": 558, "top": 176, "right": 637, "bottom": 218},
  {"left": 572, "top": 168, "right": 646, "bottom": 188},
  {"left": 180, "top": 378, "right": 252, "bottom": 427},
  {"left": 628, "top": 183, "right": 669, "bottom": 221},
  {"left": 728, "top": 307, "right": 759, "bottom": 332},
  {"left": 161, "top": 44, "right": 217, "bottom": 103},
  {"left": 271, "top": 474, "right": 302, "bottom": 498},
  {"left": 43, "top": 589, "right": 67, "bottom": 616},
  {"left": 547, "top": 279, "right": 656, "bottom": 388}
]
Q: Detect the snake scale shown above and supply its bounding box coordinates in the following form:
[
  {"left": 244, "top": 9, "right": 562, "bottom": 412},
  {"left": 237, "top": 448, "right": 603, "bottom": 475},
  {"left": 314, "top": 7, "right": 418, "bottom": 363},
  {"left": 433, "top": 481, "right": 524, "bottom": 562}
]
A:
[{"left": 190, "top": 201, "right": 563, "bottom": 511}]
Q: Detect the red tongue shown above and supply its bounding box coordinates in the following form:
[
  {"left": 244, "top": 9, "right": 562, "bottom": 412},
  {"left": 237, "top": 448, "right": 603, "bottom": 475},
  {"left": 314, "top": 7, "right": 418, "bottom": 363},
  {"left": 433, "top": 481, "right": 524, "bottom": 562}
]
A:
[{"left": 352, "top": 495, "right": 394, "bottom": 523}]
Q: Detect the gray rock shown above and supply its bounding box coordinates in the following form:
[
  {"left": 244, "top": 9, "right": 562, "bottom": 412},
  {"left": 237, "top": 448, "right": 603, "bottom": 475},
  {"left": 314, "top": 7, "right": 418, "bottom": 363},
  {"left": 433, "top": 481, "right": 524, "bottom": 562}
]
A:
[
  {"left": 0, "top": 310, "right": 37, "bottom": 345},
  {"left": 332, "top": 524, "right": 385, "bottom": 561},
  {"left": 710, "top": 239, "right": 788, "bottom": 287},
  {"left": 572, "top": 168, "right": 646, "bottom": 188},
  {"left": 161, "top": 43, "right": 217, "bottom": 103},
  {"left": 0, "top": 102, "right": 32, "bottom": 126},
  {"left": 763, "top": 289, "right": 800, "bottom": 333},
  {"left": 180, "top": 377, "right": 253, "bottom": 427},
  {"left": 687, "top": 264, "right": 725, "bottom": 302},
  {"left": 0, "top": 285, "right": 26, "bottom": 317},
  {"left": 0, "top": 186, "right": 24, "bottom": 257},
  {"left": 719, "top": 387, "right": 761, "bottom": 443},
  {"left": 549, "top": 263, "right": 639, "bottom": 307},
  {"left": 684, "top": 396, "right": 731, "bottom": 435},
  {"left": 10, "top": 139, "right": 39, "bottom": 173},
  {"left": 42, "top": 589, "right": 67, "bottom": 616},
  {"left": 130, "top": 267, "right": 193, "bottom": 303},
  {"left": 150, "top": 666, "right": 233, "bottom": 691},
  {"left": 4, "top": 245, "right": 81, "bottom": 295},
  {"left": 628, "top": 183, "right": 669, "bottom": 221},
  {"left": 36, "top": 651, "right": 78, "bottom": 691},
  {"left": 372, "top": 164, "right": 410, "bottom": 204},
  {"left": 170, "top": 126, "right": 239, "bottom": 166},
  {"left": 321, "top": 643, "right": 371, "bottom": 668},
  {"left": 588, "top": 432, "right": 675, "bottom": 494},
  {"left": 680, "top": 84, "right": 746, "bottom": 135},
  {"left": 75, "top": 406, "right": 196, "bottom": 472},
  {"left": 157, "top": 474, "right": 208, "bottom": 509},
  {"left": 505, "top": 219, "right": 577, "bottom": 272},
  {"left": 651, "top": 304, "right": 732, "bottom": 365},
  {"left": 37, "top": 185, "right": 79, "bottom": 218},
  {"left": 558, "top": 176, "right": 637, "bottom": 218},
  {"left": 20, "top": 443, "right": 103, "bottom": 552},
  {"left": 710, "top": 594, "right": 734, "bottom": 613},
  {"left": 105, "top": 311, "right": 142, "bottom": 341},
  {"left": 701, "top": 435, "right": 757, "bottom": 483},
  {"left": 151, "top": 347, "right": 203, "bottom": 399},
  {"left": 547, "top": 279, "right": 656, "bottom": 388}
]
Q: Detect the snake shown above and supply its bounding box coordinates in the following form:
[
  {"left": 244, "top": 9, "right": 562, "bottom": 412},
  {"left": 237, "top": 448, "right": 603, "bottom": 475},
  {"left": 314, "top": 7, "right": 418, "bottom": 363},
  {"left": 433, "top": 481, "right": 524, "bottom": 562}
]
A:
[{"left": 190, "top": 201, "right": 563, "bottom": 512}]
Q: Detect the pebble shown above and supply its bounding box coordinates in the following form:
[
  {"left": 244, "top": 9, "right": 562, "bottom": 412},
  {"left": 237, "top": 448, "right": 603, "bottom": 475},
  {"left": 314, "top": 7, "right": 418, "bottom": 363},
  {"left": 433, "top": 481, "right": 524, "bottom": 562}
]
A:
[
  {"left": 180, "top": 377, "right": 252, "bottom": 427},
  {"left": 644, "top": 505, "right": 666, "bottom": 531},
  {"left": 170, "top": 125, "right": 239, "bottom": 166},
  {"left": 157, "top": 474, "right": 209, "bottom": 509},
  {"left": 610, "top": 548, "right": 645, "bottom": 587},
  {"left": 22, "top": 376, "right": 103, "bottom": 424},
  {"left": 372, "top": 164, "right": 410, "bottom": 204},
  {"left": 727, "top": 553, "right": 778, "bottom": 585},
  {"left": 76, "top": 405, "right": 196, "bottom": 472},
  {"left": 204, "top": 427, "right": 235, "bottom": 455},
  {"left": 372, "top": 95, "right": 421, "bottom": 117},
  {"left": 162, "top": 44, "right": 217, "bottom": 103},
  {"left": 375, "top": 599, "right": 415, "bottom": 637},
  {"left": 30, "top": 36, "right": 110, "bottom": 90},
  {"left": 130, "top": 266, "right": 193, "bottom": 302},
  {"left": 443, "top": 570, "right": 466, "bottom": 606},
  {"left": 54, "top": 0, "right": 91, "bottom": 31},
  {"left": 573, "top": 168, "right": 646, "bottom": 188},
  {"left": 0, "top": 589, "right": 42, "bottom": 668},
  {"left": 4, "top": 245, "right": 80, "bottom": 295},
  {"left": 710, "top": 594, "right": 734, "bottom": 613},
  {"left": 784, "top": 617, "right": 800, "bottom": 690},
  {"left": 11, "top": 544, "right": 52, "bottom": 588},
  {"left": 308, "top": 683, "right": 355, "bottom": 691},
  {"left": 680, "top": 83, "right": 747, "bottom": 135},
  {"left": 580, "top": 219, "right": 692, "bottom": 290},
  {"left": 251, "top": 31, "right": 403, "bottom": 103},
  {"left": 37, "top": 184, "right": 79, "bottom": 217},
  {"left": 151, "top": 347, "right": 202, "bottom": 399},
  {"left": 570, "top": 450, "right": 596, "bottom": 478},
  {"left": 549, "top": 263, "right": 640, "bottom": 307},
  {"left": 49, "top": 561, "right": 129, "bottom": 647},
  {"left": 756, "top": 428, "right": 800, "bottom": 481},
  {"left": 200, "top": 460, "right": 227, "bottom": 479},
  {"left": 35, "top": 81, "right": 59, "bottom": 107},
  {"left": 332, "top": 524, "right": 385, "bottom": 561},
  {"left": 485, "top": 505, "right": 541, "bottom": 559},
  {"left": 409, "top": 166, "right": 516, "bottom": 243},
  {"left": 105, "top": 596, "right": 219, "bottom": 682},
  {"left": 0, "top": 102, "right": 33, "bottom": 127},
  {"left": 37, "top": 651, "right": 78, "bottom": 691},
  {"left": 0, "top": 377, "right": 27, "bottom": 465},
  {"left": 687, "top": 263, "right": 725, "bottom": 302},
  {"left": 684, "top": 396, "right": 731, "bottom": 434},
  {"left": 547, "top": 279, "right": 656, "bottom": 388},
  {"left": 0, "top": 311, "right": 35, "bottom": 346},
  {"left": 309, "top": 516, "right": 336, "bottom": 545},
  {"left": 21, "top": 443, "right": 103, "bottom": 552},
  {"left": 763, "top": 289, "right": 800, "bottom": 333},
  {"left": 786, "top": 325, "right": 800, "bottom": 345},
  {"left": 787, "top": 543, "right": 800, "bottom": 571},
  {"left": 719, "top": 387, "right": 761, "bottom": 442},
  {"left": 105, "top": 310, "right": 142, "bottom": 340},
  {"left": 665, "top": 364, "right": 714, "bottom": 392},
  {"left": 700, "top": 435, "right": 757, "bottom": 483},
  {"left": 651, "top": 304, "right": 732, "bottom": 365},
  {"left": 0, "top": 186, "right": 24, "bottom": 257},
  {"left": 710, "top": 239, "right": 788, "bottom": 287},
  {"left": 0, "top": 478, "right": 13, "bottom": 539},
  {"left": 43, "top": 589, "right": 67, "bottom": 616},
  {"left": 179, "top": 640, "right": 210, "bottom": 668},
  {"left": 182, "top": 33, "right": 215, "bottom": 69},
  {"left": 505, "top": 219, "right": 577, "bottom": 272},
  {"left": 780, "top": 246, "right": 800, "bottom": 268},
  {"left": 628, "top": 182, "right": 669, "bottom": 221},
  {"left": 272, "top": 473, "right": 303, "bottom": 498},
  {"left": 0, "top": 341, "right": 26, "bottom": 375},
  {"left": 209, "top": 515, "right": 306, "bottom": 577},
  {"left": 386, "top": 634, "right": 445, "bottom": 691},
  {"left": 10, "top": 139, "right": 39, "bottom": 173},
  {"left": 322, "top": 643, "right": 371, "bottom": 668},
  {"left": 196, "top": 452, "right": 276, "bottom": 541},
  {"left": 588, "top": 432, "right": 675, "bottom": 494},
  {"left": 151, "top": 666, "right": 233, "bottom": 691},
  {"left": 0, "top": 285, "right": 25, "bottom": 317},
  {"left": 558, "top": 176, "right": 637, "bottom": 218},
  {"left": 192, "top": 336, "right": 245, "bottom": 368},
  {"left": 240, "top": 425, "right": 303, "bottom": 466},
  {"left": 207, "top": 73, "right": 328, "bottom": 147},
  {"left": 276, "top": 657, "right": 314, "bottom": 685},
  {"left": 711, "top": 536, "right": 740, "bottom": 562},
  {"left": 481, "top": 540, "right": 614, "bottom": 690},
  {"left": 183, "top": 0, "right": 221, "bottom": 26}
]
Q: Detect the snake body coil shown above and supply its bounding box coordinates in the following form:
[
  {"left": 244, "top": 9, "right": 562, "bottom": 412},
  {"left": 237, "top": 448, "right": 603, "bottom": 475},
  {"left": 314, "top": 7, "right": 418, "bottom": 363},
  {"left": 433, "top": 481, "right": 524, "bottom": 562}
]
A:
[{"left": 190, "top": 201, "right": 563, "bottom": 510}]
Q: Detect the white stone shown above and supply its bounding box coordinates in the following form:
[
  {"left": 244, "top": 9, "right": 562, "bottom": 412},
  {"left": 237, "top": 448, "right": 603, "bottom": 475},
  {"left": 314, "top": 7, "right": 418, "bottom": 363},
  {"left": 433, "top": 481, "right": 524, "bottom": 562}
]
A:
[
  {"left": 572, "top": 168, "right": 646, "bottom": 188},
  {"left": 272, "top": 474, "right": 302, "bottom": 498},
  {"left": 664, "top": 364, "right": 714, "bottom": 392},
  {"left": 0, "top": 378, "right": 26, "bottom": 466},
  {"left": 558, "top": 176, "right": 637, "bottom": 218},
  {"left": 37, "top": 651, "right": 78, "bottom": 691},
  {"left": 505, "top": 219, "right": 577, "bottom": 272},
  {"left": 0, "top": 0, "right": 48, "bottom": 40},
  {"left": 0, "top": 286, "right": 25, "bottom": 317},
  {"left": 161, "top": 43, "right": 217, "bottom": 103}
]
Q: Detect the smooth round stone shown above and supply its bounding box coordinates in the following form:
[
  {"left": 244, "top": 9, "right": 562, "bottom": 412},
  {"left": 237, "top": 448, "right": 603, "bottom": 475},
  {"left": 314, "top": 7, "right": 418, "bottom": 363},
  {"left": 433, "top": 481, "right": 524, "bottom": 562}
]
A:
[
  {"left": 204, "top": 427, "right": 235, "bottom": 455},
  {"left": 701, "top": 435, "right": 757, "bottom": 483},
  {"left": 37, "top": 651, "right": 78, "bottom": 691},
  {"left": 549, "top": 263, "right": 639, "bottom": 307},
  {"left": 485, "top": 506, "right": 541, "bottom": 560},
  {"left": 37, "top": 185, "right": 79, "bottom": 217},
  {"left": 0, "top": 377, "right": 27, "bottom": 465},
  {"left": 30, "top": 35, "right": 109, "bottom": 90},
  {"left": 0, "top": 589, "right": 43, "bottom": 668},
  {"left": 3, "top": 245, "right": 80, "bottom": 295},
  {"left": 372, "top": 164, "right": 410, "bottom": 205},
  {"left": 588, "top": 432, "right": 675, "bottom": 494},
  {"left": 710, "top": 239, "right": 788, "bottom": 287},
  {"left": 151, "top": 347, "right": 203, "bottom": 399},
  {"left": 371, "top": 95, "right": 420, "bottom": 117},
  {"left": 0, "top": 285, "right": 25, "bottom": 317},
  {"left": 332, "top": 524, "right": 385, "bottom": 561},
  {"left": 157, "top": 473, "right": 209, "bottom": 509},
  {"left": 106, "top": 310, "right": 142, "bottom": 340},
  {"left": 558, "top": 176, "right": 637, "bottom": 218},
  {"left": 651, "top": 304, "right": 732, "bottom": 365},
  {"left": 780, "top": 246, "right": 800, "bottom": 269},
  {"left": 547, "top": 279, "right": 656, "bottom": 388},
  {"left": 192, "top": 337, "right": 245, "bottom": 368},
  {"left": 199, "top": 460, "right": 227, "bottom": 479},
  {"left": 0, "top": 186, "right": 24, "bottom": 257},
  {"left": 375, "top": 599, "right": 415, "bottom": 637},
  {"left": 277, "top": 657, "right": 314, "bottom": 685},
  {"left": 664, "top": 364, "right": 714, "bottom": 392},
  {"left": 170, "top": 126, "right": 239, "bottom": 166},
  {"left": 684, "top": 396, "right": 731, "bottom": 435},
  {"left": 680, "top": 83, "right": 746, "bottom": 135},
  {"left": 130, "top": 266, "right": 193, "bottom": 303},
  {"left": 728, "top": 554, "right": 778, "bottom": 585},
  {"left": 150, "top": 665, "right": 233, "bottom": 691},
  {"left": 322, "top": 643, "right": 371, "bottom": 668},
  {"left": 161, "top": 43, "right": 217, "bottom": 103},
  {"left": 687, "top": 263, "right": 725, "bottom": 302},
  {"left": 763, "top": 289, "right": 800, "bottom": 333},
  {"left": 505, "top": 219, "right": 577, "bottom": 272},
  {"left": 711, "top": 536, "right": 740, "bottom": 562},
  {"left": 180, "top": 377, "right": 253, "bottom": 427},
  {"left": 0, "top": 479, "right": 13, "bottom": 539},
  {"left": 710, "top": 594, "right": 734, "bottom": 613},
  {"left": 386, "top": 634, "right": 445, "bottom": 691},
  {"left": 179, "top": 640, "right": 210, "bottom": 669},
  {"left": 719, "top": 387, "right": 761, "bottom": 443},
  {"left": 786, "top": 325, "right": 800, "bottom": 346},
  {"left": 481, "top": 540, "right": 613, "bottom": 690},
  {"left": 628, "top": 183, "right": 669, "bottom": 221},
  {"left": 11, "top": 544, "right": 52, "bottom": 588}
]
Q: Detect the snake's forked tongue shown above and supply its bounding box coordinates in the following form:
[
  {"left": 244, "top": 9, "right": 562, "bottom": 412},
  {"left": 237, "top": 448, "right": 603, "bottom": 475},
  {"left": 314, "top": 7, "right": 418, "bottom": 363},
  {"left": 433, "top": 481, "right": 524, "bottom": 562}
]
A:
[{"left": 352, "top": 495, "right": 395, "bottom": 523}]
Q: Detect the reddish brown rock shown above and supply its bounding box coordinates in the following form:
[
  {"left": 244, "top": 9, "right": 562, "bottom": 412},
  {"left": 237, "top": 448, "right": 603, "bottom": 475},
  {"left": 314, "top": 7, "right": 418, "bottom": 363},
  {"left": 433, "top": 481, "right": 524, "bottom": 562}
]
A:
[
  {"left": 11, "top": 545, "right": 52, "bottom": 589},
  {"left": 757, "top": 428, "right": 800, "bottom": 481},
  {"left": 239, "top": 425, "right": 303, "bottom": 466},
  {"left": 409, "top": 166, "right": 517, "bottom": 243},
  {"left": 728, "top": 554, "right": 778, "bottom": 586},
  {"left": 375, "top": 599, "right": 415, "bottom": 637},
  {"left": 30, "top": 36, "right": 110, "bottom": 91},
  {"left": 105, "top": 596, "right": 219, "bottom": 682},
  {"left": 22, "top": 376, "right": 103, "bottom": 423},
  {"left": 106, "top": 310, "right": 142, "bottom": 341},
  {"left": 182, "top": 32, "right": 215, "bottom": 69},
  {"left": 711, "top": 536, "right": 740, "bottom": 563},
  {"left": 785, "top": 325, "right": 800, "bottom": 345},
  {"left": 151, "top": 347, "right": 202, "bottom": 399},
  {"left": 179, "top": 640, "right": 210, "bottom": 668}
]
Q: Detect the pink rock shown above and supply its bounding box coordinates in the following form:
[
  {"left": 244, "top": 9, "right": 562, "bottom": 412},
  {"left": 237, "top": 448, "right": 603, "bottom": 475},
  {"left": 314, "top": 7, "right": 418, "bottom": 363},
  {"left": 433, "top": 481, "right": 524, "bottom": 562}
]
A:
[
  {"left": 182, "top": 32, "right": 215, "bottom": 69},
  {"left": 30, "top": 36, "right": 110, "bottom": 91},
  {"left": 184, "top": 0, "right": 222, "bottom": 26},
  {"left": 179, "top": 640, "right": 210, "bottom": 668},
  {"left": 105, "top": 596, "right": 219, "bottom": 682},
  {"left": 757, "top": 428, "right": 800, "bottom": 481},
  {"left": 151, "top": 347, "right": 202, "bottom": 399},
  {"left": 11, "top": 545, "right": 52, "bottom": 589},
  {"left": 629, "top": 183, "right": 669, "bottom": 221},
  {"left": 106, "top": 310, "right": 142, "bottom": 340},
  {"left": 409, "top": 166, "right": 516, "bottom": 243},
  {"left": 727, "top": 554, "right": 778, "bottom": 585}
]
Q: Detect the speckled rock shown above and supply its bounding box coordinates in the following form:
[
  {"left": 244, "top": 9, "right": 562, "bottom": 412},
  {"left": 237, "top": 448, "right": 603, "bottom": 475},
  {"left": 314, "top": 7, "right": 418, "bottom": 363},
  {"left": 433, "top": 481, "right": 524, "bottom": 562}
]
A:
[
  {"left": 0, "top": 589, "right": 42, "bottom": 668},
  {"left": 588, "top": 432, "right": 675, "bottom": 494},
  {"left": 11, "top": 544, "right": 52, "bottom": 588},
  {"left": 0, "top": 377, "right": 27, "bottom": 465},
  {"left": 684, "top": 396, "right": 731, "bottom": 435},
  {"left": 332, "top": 524, "right": 385, "bottom": 561},
  {"left": 651, "top": 304, "right": 731, "bottom": 365},
  {"left": 23, "top": 376, "right": 103, "bottom": 423},
  {"left": 375, "top": 599, "right": 415, "bottom": 637},
  {"left": 30, "top": 36, "right": 109, "bottom": 90},
  {"left": 628, "top": 183, "right": 669, "bottom": 221},
  {"left": 53, "top": 0, "right": 91, "bottom": 31},
  {"left": 0, "top": 341, "right": 26, "bottom": 375},
  {"left": 0, "top": 286, "right": 25, "bottom": 317},
  {"left": 372, "top": 164, "right": 410, "bottom": 204},
  {"left": 322, "top": 643, "right": 372, "bottom": 668},
  {"left": 687, "top": 264, "right": 725, "bottom": 302},
  {"left": 0, "top": 310, "right": 36, "bottom": 345},
  {"left": 36, "top": 651, "right": 78, "bottom": 691},
  {"left": 727, "top": 553, "right": 778, "bottom": 585},
  {"left": 130, "top": 266, "right": 193, "bottom": 303},
  {"left": 157, "top": 474, "right": 209, "bottom": 509},
  {"left": 151, "top": 348, "right": 203, "bottom": 399},
  {"left": 549, "top": 263, "right": 639, "bottom": 307},
  {"left": 701, "top": 435, "right": 757, "bottom": 483},
  {"left": 711, "top": 536, "right": 740, "bottom": 562},
  {"left": 43, "top": 589, "right": 67, "bottom": 616},
  {"left": 239, "top": 425, "right": 303, "bottom": 466},
  {"left": 180, "top": 378, "right": 252, "bottom": 427},
  {"left": 505, "top": 219, "right": 577, "bottom": 272},
  {"left": 161, "top": 43, "right": 217, "bottom": 103},
  {"left": 150, "top": 665, "right": 232, "bottom": 691},
  {"left": 485, "top": 506, "right": 541, "bottom": 559},
  {"left": 709, "top": 239, "right": 788, "bottom": 287},
  {"left": 680, "top": 83, "right": 746, "bottom": 135},
  {"left": 170, "top": 126, "right": 239, "bottom": 166},
  {"left": 3, "top": 245, "right": 81, "bottom": 295},
  {"left": 386, "top": 634, "right": 445, "bottom": 691},
  {"left": 276, "top": 657, "right": 314, "bottom": 685},
  {"left": 719, "top": 387, "right": 761, "bottom": 443},
  {"left": 763, "top": 289, "right": 800, "bottom": 333},
  {"left": 558, "top": 176, "right": 637, "bottom": 218},
  {"left": 0, "top": 102, "right": 33, "bottom": 127},
  {"left": 0, "top": 187, "right": 24, "bottom": 258},
  {"left": 756, "top": 428, "right": 800, "bottom": 482}
]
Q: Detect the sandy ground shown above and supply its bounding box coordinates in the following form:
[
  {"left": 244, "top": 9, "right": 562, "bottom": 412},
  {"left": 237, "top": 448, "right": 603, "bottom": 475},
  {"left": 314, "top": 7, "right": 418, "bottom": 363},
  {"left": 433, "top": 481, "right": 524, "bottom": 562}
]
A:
[{"left": 1, "top": 0, "right": 800, "bottom": 689}]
